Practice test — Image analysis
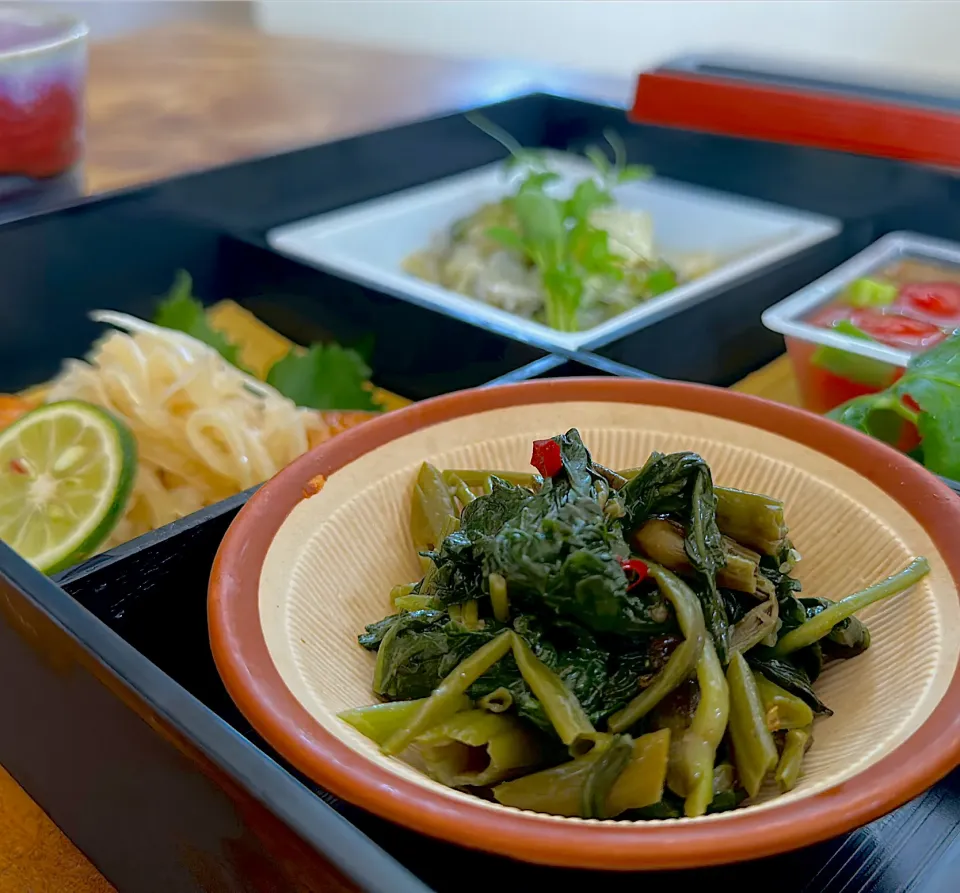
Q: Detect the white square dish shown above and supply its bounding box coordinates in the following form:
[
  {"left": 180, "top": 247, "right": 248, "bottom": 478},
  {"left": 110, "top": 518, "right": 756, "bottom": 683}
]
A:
[{"left": 267, "top": 154, "right": 841, "bottom": 351}]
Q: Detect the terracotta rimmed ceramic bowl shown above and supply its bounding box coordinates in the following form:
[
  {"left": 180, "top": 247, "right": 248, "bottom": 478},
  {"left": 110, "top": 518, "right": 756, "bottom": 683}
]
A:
[{"left": 209, "top": 379, "right": 960, "bottom": 870}]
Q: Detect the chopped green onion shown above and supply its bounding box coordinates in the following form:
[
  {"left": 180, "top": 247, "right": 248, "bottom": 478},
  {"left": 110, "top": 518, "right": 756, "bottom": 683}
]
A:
[{"left": 844, "top": 278, "right": 898, "bottom": 309}]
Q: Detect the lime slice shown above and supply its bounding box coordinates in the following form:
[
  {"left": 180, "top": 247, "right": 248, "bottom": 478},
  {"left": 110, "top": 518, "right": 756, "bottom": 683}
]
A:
[{"left": 0, "top": 401, "right": 137, "bottom": 574}]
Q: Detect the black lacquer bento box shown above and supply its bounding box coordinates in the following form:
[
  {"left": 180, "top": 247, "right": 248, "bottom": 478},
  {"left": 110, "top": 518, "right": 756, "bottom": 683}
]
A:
[{"left": 2, "top": 90, "right": 960, "bottom": 892}]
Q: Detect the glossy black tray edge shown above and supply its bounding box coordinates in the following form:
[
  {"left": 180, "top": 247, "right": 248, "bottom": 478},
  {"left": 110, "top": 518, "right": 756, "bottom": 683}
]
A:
[
  {"left": 0, "top": 205, "right": 552, "bottom": 398},
  {"left": 0, "top": 542, "right": 430, "bottom": 893}
]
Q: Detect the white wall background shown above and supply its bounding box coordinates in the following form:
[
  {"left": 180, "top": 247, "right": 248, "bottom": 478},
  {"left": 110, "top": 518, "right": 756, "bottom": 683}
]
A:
[{"left": 255, "top": 0, "right": 960, "bottom": 87}]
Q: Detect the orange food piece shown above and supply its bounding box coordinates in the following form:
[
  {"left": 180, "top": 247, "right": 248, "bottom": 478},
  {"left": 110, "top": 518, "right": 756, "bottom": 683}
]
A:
[
  {"left": 306, "top": 410, "right": 378, "bottom": 451},
  {"left": 302, "top": 474, "right": 327, "bottom": 499},
  {"left": 0, "top": 395, "right": 34, "bottom": 431}
]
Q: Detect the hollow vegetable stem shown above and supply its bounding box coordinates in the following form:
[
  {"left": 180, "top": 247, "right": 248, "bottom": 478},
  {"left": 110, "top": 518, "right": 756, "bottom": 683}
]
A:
[
  {"left": 383, "top": 630, "right": 513, "bottom": 755},
  {"left": 607, "top": 563, "right": 706, "bottom": 733},
  {"left": 772, "top": 557, "right": 930, "bottom": 657},
  {"left": 726, "top": 651, "right": 778, "bottom": 798},
  {"left": 775, "top": 726, "right": 812, "bottom": 793},
  {"left": 488, "top": 572, "right": 510, "bottom": 623},
  {"left": 680, "top": 637, "right": 730, "bottom": 817},
  {"left": 511, "top": 633, "right": 596, "bottom": 749}
]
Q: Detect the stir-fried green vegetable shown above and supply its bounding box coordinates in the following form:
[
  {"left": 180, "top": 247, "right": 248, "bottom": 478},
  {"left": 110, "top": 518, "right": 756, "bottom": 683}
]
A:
[
  {"left": 621, "top": 451, "right": 731, "bottom": 662},
  {"left": 342, "top": 429, "right": 929, "bottom": 819}
]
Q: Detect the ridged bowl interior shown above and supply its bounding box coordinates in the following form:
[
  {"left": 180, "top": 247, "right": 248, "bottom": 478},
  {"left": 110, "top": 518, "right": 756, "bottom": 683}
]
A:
[{"left": 258, "top": 401, "right": 960, "bottom": 825}]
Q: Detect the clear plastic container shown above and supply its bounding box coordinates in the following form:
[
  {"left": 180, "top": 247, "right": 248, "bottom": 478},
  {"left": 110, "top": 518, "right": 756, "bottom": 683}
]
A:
[
  {"left": 0, "top": 8, "right": 87, "bottom": 222},
  {"left": 763, "top": 232, "right": 960, "bottom": 430}
]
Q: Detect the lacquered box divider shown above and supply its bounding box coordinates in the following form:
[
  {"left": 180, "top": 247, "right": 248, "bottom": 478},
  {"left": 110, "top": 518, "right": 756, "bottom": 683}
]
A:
[
  {"left": 216, "top": 236, "right": 556, "bottom": 402},
  {"left": 484, "top": 352, "right": 657, "bottom": 386},
  {"left": 0, "top": 202, "right": 550, "bottom": 398},
  {"left": 589, "top": 235, "right": 853, "bottom": 385},
  {"left": 0, "top": 537, "right": 431, "bottom": 893},
  {"left": 148, "top": 94, "right": 555, "bottom": 235}
]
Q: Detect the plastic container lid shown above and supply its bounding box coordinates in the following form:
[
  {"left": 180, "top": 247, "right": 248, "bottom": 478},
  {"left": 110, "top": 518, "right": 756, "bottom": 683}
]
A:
[{"left": 762, "top": 231, "right": 960, "bottom": 367}]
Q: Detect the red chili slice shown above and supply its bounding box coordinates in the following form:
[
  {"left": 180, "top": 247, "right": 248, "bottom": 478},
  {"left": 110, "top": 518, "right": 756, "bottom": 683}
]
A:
[
  {"left": 619, "top": 557, "right": 649, "bottom": 590},
  {"left": 896, "top": 281, "right": 960, "bottom": 324},
  {"left": 530, "top": 438, "right": 562, "bottom": 477},
  {"left": 849, "top": 309, "right": 946, "bottom": 351}
]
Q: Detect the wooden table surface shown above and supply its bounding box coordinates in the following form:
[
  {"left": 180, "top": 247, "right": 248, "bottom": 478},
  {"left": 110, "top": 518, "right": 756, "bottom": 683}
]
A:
[{"left": 0, "top": 22, "right": 798, "bottom": 892}]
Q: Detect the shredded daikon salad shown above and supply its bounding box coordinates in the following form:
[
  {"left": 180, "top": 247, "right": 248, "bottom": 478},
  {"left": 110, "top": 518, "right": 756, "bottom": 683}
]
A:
[{"left": 46, "top": 313, "right": 330, "bottom": 547}]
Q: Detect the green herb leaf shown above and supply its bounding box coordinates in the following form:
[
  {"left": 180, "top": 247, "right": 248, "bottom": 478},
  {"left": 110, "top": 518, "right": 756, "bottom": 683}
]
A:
[
  {"left": 517, "top": 170, "right": 561, "bottom": 194},
  {"left": 512, "top": 190, "right": 565, "bottom": 265},
  {"left": 644, "top": 266, "right": 678, "bottom": 297},
  {"left": 486, "top": 226, "right": 529, "bottom": 256},
  {"left": 153, "top": 271, "right": 247, "bottom": 371},
  {"left": 828, "top": 332, "right": 960, "bottom": 479},
  {"left": 541, "top": 265, "right": 583, "bottom": 331},
  {"left": 584, "top": 144, "right": 611, "bottom": 178},
  {"left": 570, "top": 224, "right": 625, "bottom": 281},
  {"left": 616, "top": 164, "right": 652, "bottom": 184},
  {"left": 473, "top": 120, "right": 658, "bottom": 333},
  {"left": 565, "top": 178, "right": 614, "bottom": 222},
  {"left": 265, "top": 343, "right": 380, "bottom": 411}
]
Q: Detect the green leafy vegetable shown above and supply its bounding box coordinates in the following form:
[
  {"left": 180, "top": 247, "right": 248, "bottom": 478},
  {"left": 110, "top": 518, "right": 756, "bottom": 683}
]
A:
[
  {"left": 801, "top": 596, "right": 872, "bottom": 659},
  {"left": 153, "top": 270, "right": 382, "bottom": 412},
  {"left": 470, "top": 115, "right": 652, "bottom": 332},
  {"left": 643, "top": 267, "right": 678, "bottom": 297},
  {"left": 349, "top": 430, "right": 926, "bottom": 821},
  {"left": 829, "top": 332, "right": 960, "bottom": 479},
  {"left": 758, "top": 548, "right": 805, "bottom": 634},
  {"left": 621, "top": 452, "right": 730, "bottom": 662},
  {"left": 153, "top": 271, "right": 247, "bottom": 370},
  {"left": 371, "top": 610, "right": 465, "bottom": 700},
  {"left": 265, "top": 343, "right": 380, "bottom": 411},
  {"left": 747, "top": 654, "right": 833, "bottom": 717}
]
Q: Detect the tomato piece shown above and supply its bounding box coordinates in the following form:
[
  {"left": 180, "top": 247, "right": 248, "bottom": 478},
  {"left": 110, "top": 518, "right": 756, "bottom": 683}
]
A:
[
  {"left": 807, "top": 304, "right": 853, "bottom": 329},
  {"left": 896, "top": 281, "right": 960, "bottom": 325},
  {"left": 849, "top": 309, "right": 946, "bottom": 351}
]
